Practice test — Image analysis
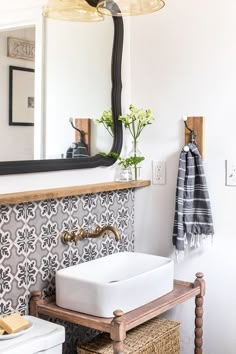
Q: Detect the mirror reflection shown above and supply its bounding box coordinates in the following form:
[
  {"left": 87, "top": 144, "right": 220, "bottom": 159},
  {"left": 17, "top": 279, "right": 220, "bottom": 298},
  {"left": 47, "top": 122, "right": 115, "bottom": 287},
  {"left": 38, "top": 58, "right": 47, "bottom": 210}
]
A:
[
  {"left": 44, "top": 17, "right": 114, "bottom": 160},
  {"left": 0, "top": 26, "right": 35, "bottom": 162},
  {"left": 0, "top": 17, "right": 114, "bottom": 163}
]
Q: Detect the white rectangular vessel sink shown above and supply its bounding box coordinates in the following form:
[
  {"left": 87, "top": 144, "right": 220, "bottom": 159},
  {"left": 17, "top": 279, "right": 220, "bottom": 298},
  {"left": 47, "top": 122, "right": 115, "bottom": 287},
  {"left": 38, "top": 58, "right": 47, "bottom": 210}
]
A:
[{"left": 56, "top": 252, "right": 174, "bottom": 318}]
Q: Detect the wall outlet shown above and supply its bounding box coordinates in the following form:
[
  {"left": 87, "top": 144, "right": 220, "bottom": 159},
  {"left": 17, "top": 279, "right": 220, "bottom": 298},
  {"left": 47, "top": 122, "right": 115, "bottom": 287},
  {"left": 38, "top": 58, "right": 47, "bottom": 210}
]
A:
[
  {"left": 226, "top": 160, "right": 236, "bottom": 186},
  {"left": 152, "top": 161, "right": 166, "bottom": 185}
]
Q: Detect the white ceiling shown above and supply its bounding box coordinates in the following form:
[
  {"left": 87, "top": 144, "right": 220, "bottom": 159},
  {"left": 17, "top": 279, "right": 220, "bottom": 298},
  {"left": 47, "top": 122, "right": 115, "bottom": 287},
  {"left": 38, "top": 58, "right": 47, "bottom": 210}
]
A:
[
  {"left": 0, "top": 0, "right": 47, "bottom": 27},
  {"left": 0, "top": 0, "right": 45, "bottom": 11}
]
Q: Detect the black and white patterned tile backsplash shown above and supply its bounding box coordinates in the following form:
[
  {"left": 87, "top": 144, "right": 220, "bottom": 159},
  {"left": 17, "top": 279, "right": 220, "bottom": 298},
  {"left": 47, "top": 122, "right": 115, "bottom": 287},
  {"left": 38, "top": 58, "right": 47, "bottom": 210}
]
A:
[{"left": 0, "top": 188, "right": 135, "bottom": 352}]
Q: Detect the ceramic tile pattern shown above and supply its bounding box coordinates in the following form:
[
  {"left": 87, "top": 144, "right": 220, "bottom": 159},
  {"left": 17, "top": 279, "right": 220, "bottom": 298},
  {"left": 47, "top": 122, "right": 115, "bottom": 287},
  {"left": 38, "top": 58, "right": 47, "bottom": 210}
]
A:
[{"left": 0, "top": 188, "right": 135, "bottom": 353}]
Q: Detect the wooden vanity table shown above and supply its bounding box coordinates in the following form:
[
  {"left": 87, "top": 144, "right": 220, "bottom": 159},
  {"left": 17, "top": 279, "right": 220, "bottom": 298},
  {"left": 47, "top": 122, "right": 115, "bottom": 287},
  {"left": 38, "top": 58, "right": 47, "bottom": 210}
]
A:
[{"left": 30, "top": 272, "right": 205, "bottom": 354}]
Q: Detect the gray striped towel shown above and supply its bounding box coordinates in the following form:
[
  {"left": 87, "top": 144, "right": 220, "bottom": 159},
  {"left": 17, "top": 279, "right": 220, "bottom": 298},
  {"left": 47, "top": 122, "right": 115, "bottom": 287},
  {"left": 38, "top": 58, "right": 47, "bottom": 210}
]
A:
[{"left": 173, "top": 143, "right": 214, "bottom": 258}]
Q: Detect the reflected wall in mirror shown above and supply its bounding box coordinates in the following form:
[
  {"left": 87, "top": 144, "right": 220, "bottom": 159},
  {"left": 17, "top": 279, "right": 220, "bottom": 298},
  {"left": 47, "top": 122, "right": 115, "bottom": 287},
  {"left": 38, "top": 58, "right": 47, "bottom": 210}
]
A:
[
  {"left": 0, "top": 26, "right": 35, "bottom": 162},
  {"left": 44, "top": 17, "right": 114, "bottom": 160}
]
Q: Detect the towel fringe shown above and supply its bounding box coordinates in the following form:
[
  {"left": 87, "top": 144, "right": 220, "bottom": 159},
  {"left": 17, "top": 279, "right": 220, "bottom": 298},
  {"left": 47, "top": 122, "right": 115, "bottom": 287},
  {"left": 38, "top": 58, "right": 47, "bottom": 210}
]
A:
[
  {"left": 175, "top": 250, "right": 185, "bottom": 262},
  {"left": 187, "top": 233, "right": 213, "bottom": 249},
  {"left": 176, "top": 233, "right": 214, "bottom": 261}
]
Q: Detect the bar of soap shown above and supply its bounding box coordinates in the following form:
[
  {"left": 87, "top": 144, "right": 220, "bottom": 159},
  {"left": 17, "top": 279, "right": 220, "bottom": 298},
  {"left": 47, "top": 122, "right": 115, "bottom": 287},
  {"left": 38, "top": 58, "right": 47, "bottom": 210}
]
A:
[{"left": 0, "top": 313, "right": 29, "bottom": 334}]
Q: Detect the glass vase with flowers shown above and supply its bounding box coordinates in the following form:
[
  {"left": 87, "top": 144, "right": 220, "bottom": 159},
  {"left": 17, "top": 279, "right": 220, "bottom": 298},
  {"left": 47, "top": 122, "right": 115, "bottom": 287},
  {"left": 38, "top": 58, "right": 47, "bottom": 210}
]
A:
[{"left": 119, "top": 104, "right": 155, "bottom": 180}]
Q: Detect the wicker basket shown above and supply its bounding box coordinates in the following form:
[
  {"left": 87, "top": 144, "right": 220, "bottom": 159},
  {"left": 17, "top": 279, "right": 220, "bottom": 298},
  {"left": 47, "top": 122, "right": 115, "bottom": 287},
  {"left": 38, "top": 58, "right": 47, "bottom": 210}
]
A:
[{"left": 78, "top": 317, "right": 180, "bottom": 354}]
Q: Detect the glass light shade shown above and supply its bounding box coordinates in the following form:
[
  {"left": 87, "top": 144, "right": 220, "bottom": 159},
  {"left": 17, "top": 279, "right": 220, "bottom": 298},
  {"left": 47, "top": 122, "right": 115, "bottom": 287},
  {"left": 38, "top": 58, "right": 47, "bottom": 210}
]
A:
[
  {"left": 97, "top": 0, "right": 165, "bottom": 16},
  {"left": 43, "top": 0, "right": 103, "bottom": 22}
]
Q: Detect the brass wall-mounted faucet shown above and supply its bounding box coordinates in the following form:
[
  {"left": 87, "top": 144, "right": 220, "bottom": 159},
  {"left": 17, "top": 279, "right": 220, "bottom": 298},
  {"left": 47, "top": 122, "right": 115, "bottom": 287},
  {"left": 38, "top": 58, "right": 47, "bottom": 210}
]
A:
[{"left": 61, "top": 225, "right": 120, "bottom": 245}]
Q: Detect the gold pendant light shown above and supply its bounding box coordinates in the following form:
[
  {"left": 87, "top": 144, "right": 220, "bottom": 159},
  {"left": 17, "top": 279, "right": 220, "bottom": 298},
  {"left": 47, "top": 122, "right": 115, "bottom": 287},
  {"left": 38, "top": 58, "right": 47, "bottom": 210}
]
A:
[
  {"left": 43, "top": 0, "right": 104, "bottom": 22},
  {"left": 97, "top": 0, "right": 165, "bottom": 16}
]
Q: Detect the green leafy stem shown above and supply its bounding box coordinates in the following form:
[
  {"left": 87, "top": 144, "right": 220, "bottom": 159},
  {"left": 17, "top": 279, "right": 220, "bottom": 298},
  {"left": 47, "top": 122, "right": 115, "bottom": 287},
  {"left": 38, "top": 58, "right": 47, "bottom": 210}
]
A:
[{"left": 100, "top": 152, "right": 144, "bottom": 169}]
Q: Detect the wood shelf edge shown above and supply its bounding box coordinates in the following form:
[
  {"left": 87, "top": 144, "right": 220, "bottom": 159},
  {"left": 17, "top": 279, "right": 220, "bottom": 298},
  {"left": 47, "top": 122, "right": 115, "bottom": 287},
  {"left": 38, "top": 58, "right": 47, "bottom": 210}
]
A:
[
  {"left": 37, "top": 303, "right": 112, "bottom": 333},
  {"left": 0, "top": 180, "right": 151, "bottom": 205}
]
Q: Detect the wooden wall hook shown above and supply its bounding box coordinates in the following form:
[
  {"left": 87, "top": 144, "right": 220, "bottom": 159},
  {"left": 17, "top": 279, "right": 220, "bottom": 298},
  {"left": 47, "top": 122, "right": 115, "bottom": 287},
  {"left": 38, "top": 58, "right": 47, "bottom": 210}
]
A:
[{"left": 184, "top": 116, "right": 205, "bottom": 159}]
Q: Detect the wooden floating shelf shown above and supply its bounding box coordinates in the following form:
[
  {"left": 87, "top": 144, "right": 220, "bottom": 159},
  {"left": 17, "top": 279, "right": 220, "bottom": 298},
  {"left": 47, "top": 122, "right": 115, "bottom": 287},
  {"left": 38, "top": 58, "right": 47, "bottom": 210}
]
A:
[{"left": 0, "top": 180, "right": 151, "bottom": 205}]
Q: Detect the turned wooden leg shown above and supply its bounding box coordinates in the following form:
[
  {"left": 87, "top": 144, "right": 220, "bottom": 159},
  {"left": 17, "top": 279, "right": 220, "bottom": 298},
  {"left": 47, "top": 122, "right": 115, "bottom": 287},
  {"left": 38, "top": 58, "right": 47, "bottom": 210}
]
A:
[
  {"left": 194, "top": 272, "right": 206, "bottom": 354},
  {"left": 110, "top": 310, "right": 126, "bottom": 354},
  {"left": 29, "top": 290, "right": 42, "bottom": 317}
]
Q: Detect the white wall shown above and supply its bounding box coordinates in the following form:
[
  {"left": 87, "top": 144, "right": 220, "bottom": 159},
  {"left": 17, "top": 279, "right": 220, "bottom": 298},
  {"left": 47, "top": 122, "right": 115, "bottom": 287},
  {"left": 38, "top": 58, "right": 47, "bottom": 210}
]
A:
[
  {"left": 0, "top": 27, "right": 35, "bottom": 161},
  {"left": 131, "top": 1, "right": 236, "bottom": 353}
]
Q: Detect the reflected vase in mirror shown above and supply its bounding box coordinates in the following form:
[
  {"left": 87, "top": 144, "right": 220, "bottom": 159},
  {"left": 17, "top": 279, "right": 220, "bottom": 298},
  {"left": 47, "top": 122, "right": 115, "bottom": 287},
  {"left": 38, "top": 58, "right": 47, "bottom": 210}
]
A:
[
  {"left": 116, "top": 153, "right": 144, "bottom": 182},
  {"left": 119, "top": 166, "right": 133, "bottom": 182}
]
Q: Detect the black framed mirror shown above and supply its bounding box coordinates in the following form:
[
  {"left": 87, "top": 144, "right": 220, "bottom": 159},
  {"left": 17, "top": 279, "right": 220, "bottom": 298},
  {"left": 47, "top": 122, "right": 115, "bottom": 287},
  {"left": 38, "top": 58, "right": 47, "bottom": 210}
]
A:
[{"left": 0, "top": 3, "right": 123, "bottom": 175}]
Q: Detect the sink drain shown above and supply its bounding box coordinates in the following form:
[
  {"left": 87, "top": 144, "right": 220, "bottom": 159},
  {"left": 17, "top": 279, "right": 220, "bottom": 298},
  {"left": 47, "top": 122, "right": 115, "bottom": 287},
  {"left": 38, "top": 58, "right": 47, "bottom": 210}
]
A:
[{"left": 108, "top": 280, "right": 119, "bottom": 283}]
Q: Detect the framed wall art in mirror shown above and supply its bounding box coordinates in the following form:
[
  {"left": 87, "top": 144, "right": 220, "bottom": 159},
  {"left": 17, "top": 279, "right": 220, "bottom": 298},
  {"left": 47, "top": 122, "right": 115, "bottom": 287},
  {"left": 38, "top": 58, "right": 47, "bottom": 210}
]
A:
[
  {"left": 9, "top": 66, "right": 35, "bottom": 126},
  {"left": 0, "top": 25, "right": 36, "bottom": 163},
  {"left": 0, "top": 2, "right": 124, "bottom": 175}
]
